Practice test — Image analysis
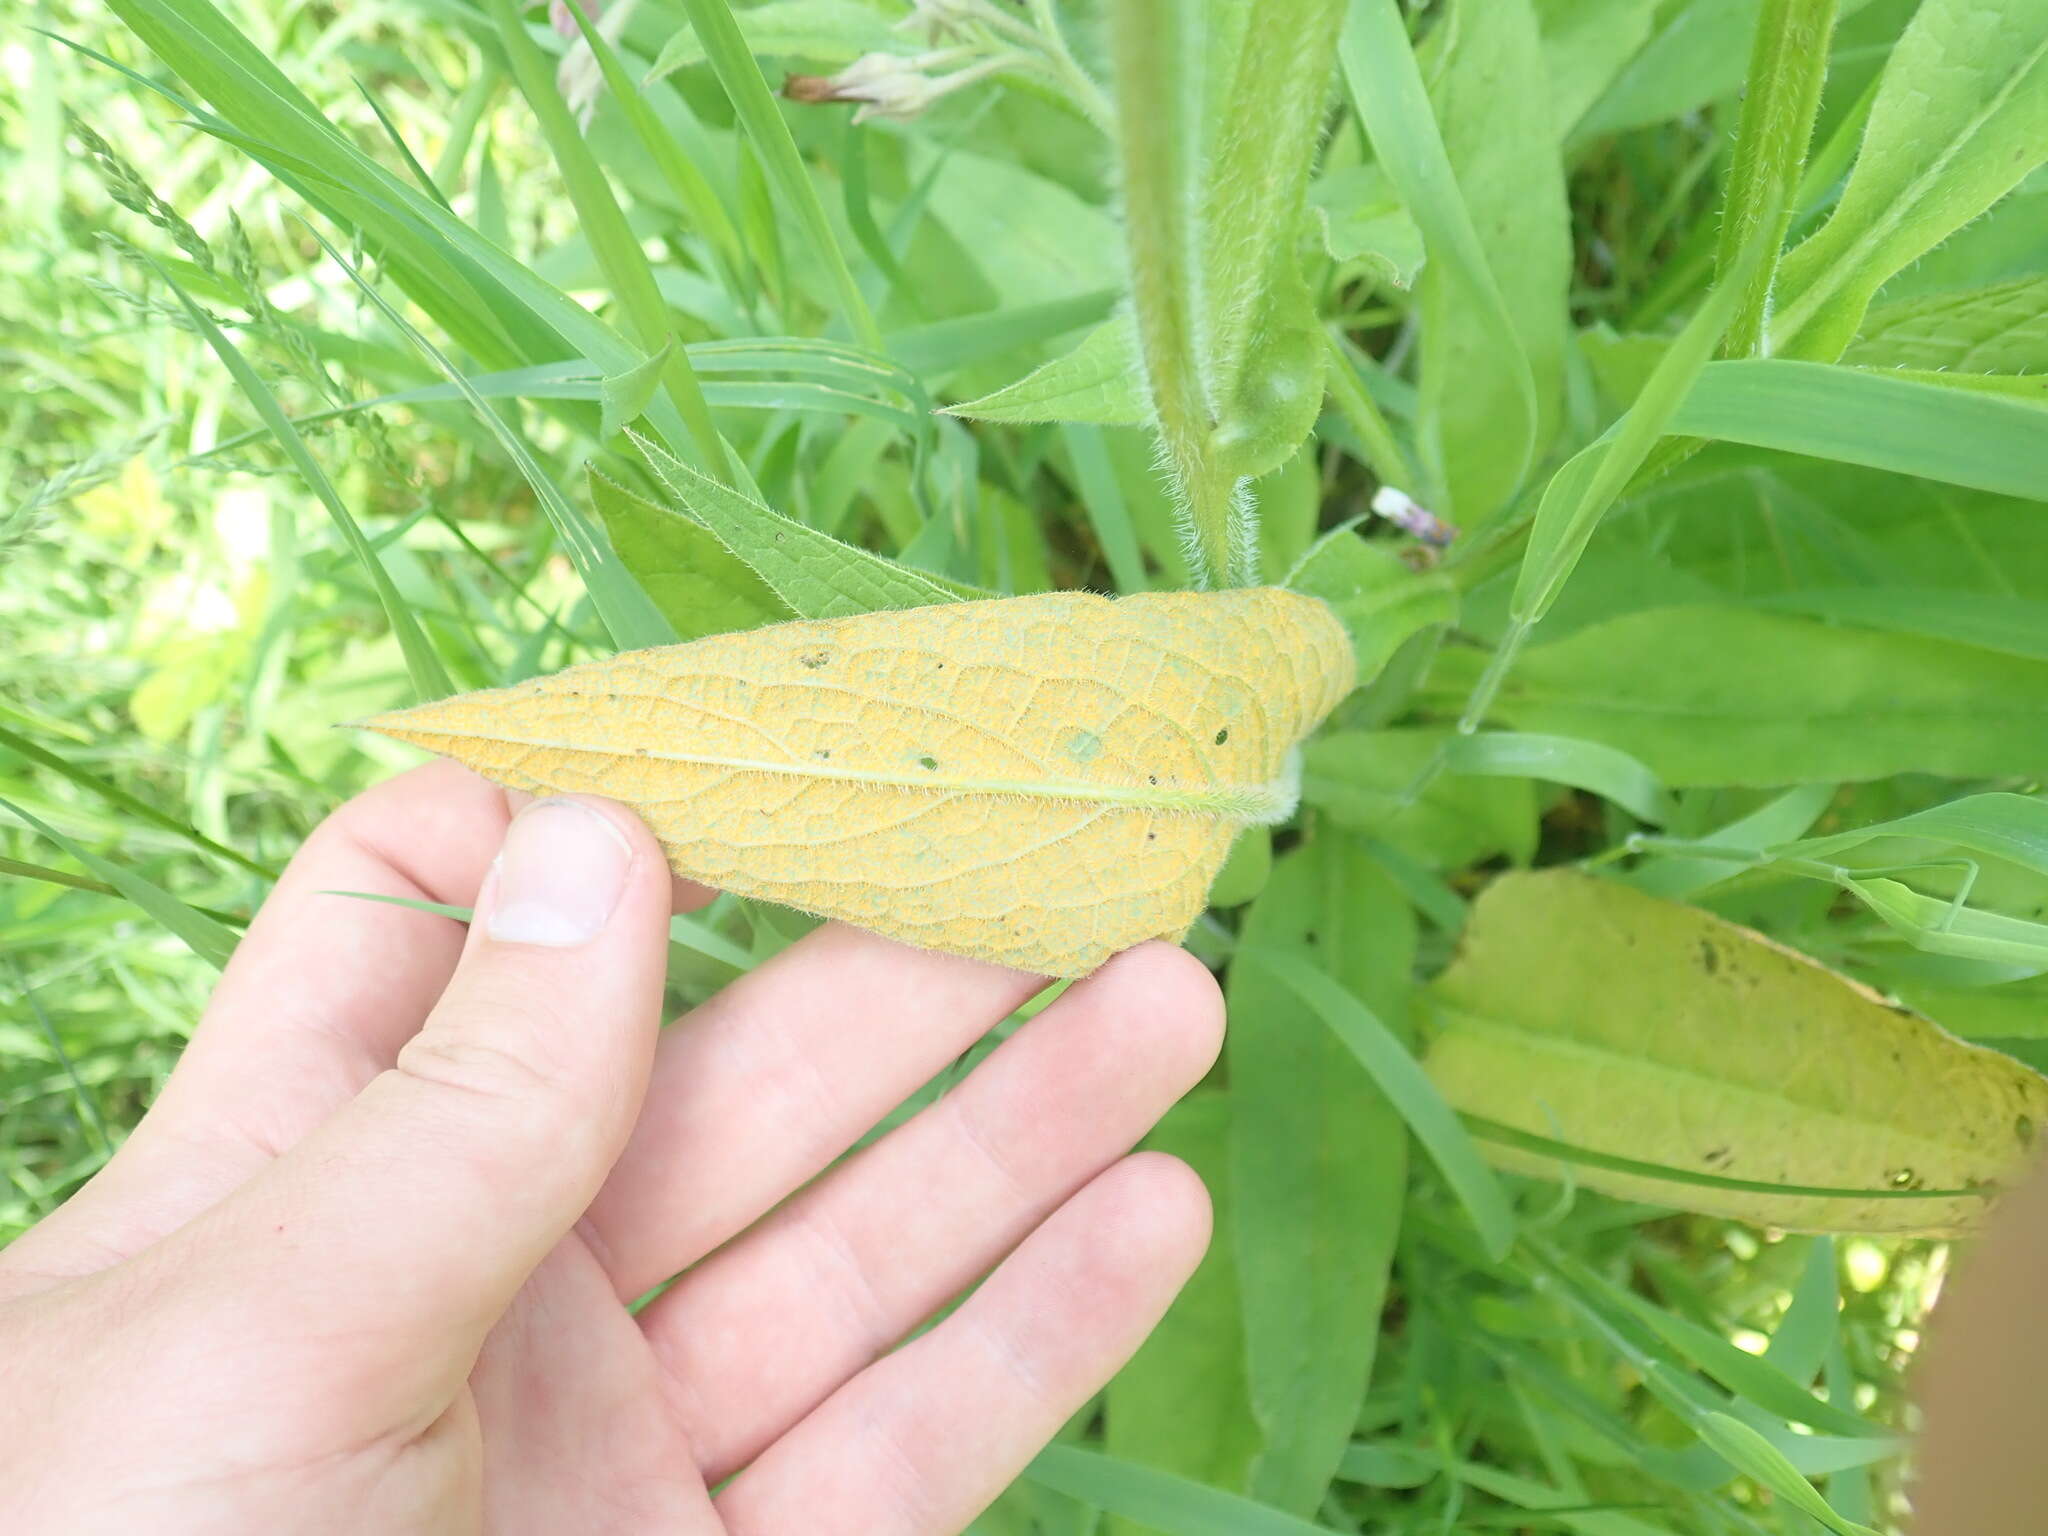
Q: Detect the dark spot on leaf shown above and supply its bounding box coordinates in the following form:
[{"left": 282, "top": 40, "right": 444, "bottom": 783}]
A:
[
  {"left": 1305, "top": 931, "right": 1319, "bottom": 946},
  {"left": 1698, "top": 939, "right": 1719, "bottom": 976},
  {"left": 815, "top": 748, "right": 831, "bottom": 759},
  {"left": 800, "top": 650, "right": 831, "bottom": 669},
  {"left": 2020, "top": 1115, "right": 2036, "bottom": 1148},
  {"left": 1148, "top": 774, "right": 1158, "bottom": 785},
  {"left": 1146, "top": 832, "right": 1156, "bottom": 841},
  {"left": 1702, "top": 1146, "right": 1732, "bottom": 1166},
  {"left": 1214, "top": 727, "right": 1229, "bottom": 745}
]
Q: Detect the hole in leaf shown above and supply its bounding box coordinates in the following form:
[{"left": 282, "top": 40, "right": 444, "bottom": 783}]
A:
[
  {"left": 918, "top": 755, "right": 938, "bottom": 770},
  {"left": 1214, "top": 728, "right": 1229, "bottom": 745}
]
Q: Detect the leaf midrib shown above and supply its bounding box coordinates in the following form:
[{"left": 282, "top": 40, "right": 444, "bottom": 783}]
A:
[
  {"left": 390, "top": 723, "right": 1294, "bottom": 823},
  {"left": 1431, "top": 1003, "right": 1991, "bottom": 1165}
]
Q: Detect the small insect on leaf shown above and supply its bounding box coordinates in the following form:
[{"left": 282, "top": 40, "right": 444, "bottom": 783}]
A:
[{"left": 359, "top": 588, "right": 1353, "bottom": 976}]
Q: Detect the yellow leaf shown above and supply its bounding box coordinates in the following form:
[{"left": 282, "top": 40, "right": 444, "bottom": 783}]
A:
[
  {"left": 1426, "top": 870, "right": 2048, "bottom": 1236},
  {"left": 361, "top": 588, "right": 1353, "bottom": 975}
]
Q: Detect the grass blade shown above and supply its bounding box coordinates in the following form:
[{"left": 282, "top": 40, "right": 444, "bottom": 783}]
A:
[
  {"left": 1241, "top": 946, "right": 1517, "bottom": 1261},
  {"left": 672, "top": 0, "right": 881, "bottom": 351},
  {"left": 152, "top": 262, "right": 452, "bottom": 700},
  {"left": 1025, "top": 1444, "right": 1341, "bottom": 1536},
  {"left": 0, "top": 797, "right": 239, "bottom": 968}
]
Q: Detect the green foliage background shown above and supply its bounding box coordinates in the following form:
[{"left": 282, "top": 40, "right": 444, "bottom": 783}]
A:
[{"left": 7, "top": 0, "right": 2048, "bottom": 1529}]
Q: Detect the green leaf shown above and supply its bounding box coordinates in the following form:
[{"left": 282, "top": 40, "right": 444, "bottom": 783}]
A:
[
  {"left": 1752, "top": 588, "right": 2048, "bottom": 662},
  {"left": 1575, "top": 0, "right": 1767, "bottom": 139},
  {"left": 1382, "top": 0, "right": 1568, "bottom": 522},
  {"left": 1671, "top": 359, "right": 2048, "bottom": 501},
  {"left": 1106, "top": 1092, "right": 1262, "bottom": 1534},
  {"left": 1308, "top": 165, "right": 1425, "bottom": 290},
  {"left": 1303, "top": 729, "right": 1538, "bottom": 871},
  {"left": 1227, "top": 836, "right": 1414, "bottom": 1512},
  {"left": 630, "top": 430, "right": 983, "bottom": 618},
  {"left": 1844, "top": 275, "right": 2048, "bottom": 374},
  {"left": 1534, "top": 0, "right": 1661, "bottom": 137},
  {"left": 646, "top": 0, "right": 893, "bottom": 81},
  {"left": 1286, "top": 529, "right": 1456, "bottom": 685},
  {"left": 1693, "top": 1414, "right": 1882, "bottom": 1536},
  {"left": 1437, "top": 605, "right": 2048, "bottom": 787},
  {"left": 588, "top": 471, "right": 790, "bottom": 640},
  {"left": 1424, "top": 869, "right": 2048, "bottom": 1234},
  {"left": 599, "top": 336, "right": 678, "bottom": 442},
  {"left": 1443, "top": 732, "right": 1674, "bottom": 825},
  {"left": 1341, "top": 0, "right": 1541, "bottom": 519},
  {"left": 1243, "top": 943, "right": 1518, "bottom": 1262},
  {"left": 0, "top": 796, "right": 238, "bottom": 969},
  {"left": 1772, "top": 0, "right": 2048, "bottom": 359},
  {"left": 946, "top": 316, "right": 1149, "bottom": 427},
  {"left": 1512, "top": 239, "right": 1758, "bottom": 626},
  {"left": 1785, "top": 793, "right": 2048, "bottom": 883},
  {"left": 1025, "top": 1445, "right": 1340, "bottom": 1536}
]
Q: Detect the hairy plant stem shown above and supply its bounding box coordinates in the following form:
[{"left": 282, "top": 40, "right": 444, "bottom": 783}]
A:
[
  {"left": 1109, "top": 0, "right": 1240, "bottom": 589},
  {"left": 1716, "top": 0, "right": 1841, "bottom": 357}
]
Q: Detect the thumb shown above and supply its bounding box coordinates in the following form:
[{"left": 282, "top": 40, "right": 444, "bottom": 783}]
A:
[{"left": 154, "top": 794, "right": 674, "bottom": 1416}]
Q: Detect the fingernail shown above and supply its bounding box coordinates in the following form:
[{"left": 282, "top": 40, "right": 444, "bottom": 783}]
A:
[{"left": 487, "top": 797, "right": 635, "bottom": 947}]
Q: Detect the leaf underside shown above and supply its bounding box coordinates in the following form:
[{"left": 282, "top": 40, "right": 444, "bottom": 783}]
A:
[{"left": 363, "top": 588, "right": 1353, "bottom": 976}]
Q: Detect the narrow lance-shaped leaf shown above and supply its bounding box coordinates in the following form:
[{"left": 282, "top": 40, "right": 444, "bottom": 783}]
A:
[
  {"left": 1424, "top": 870, "right": 2048, "bottom": 1235},
  {"left": 1227, "top": 836, "right": 1416, "bottom": 1513},
  {"left": 362, "top": 589, "right": 1354, "bottom": 977}
]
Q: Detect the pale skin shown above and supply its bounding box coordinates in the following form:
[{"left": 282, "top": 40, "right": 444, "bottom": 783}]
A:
[{"left": 0, "top": 760, "right": 1224, "bottom": 1533}]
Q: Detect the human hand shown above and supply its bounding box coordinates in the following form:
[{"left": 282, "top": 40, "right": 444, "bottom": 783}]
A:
[{"left": 0, "top": 761, "right": 1223, "bottom": 1534}]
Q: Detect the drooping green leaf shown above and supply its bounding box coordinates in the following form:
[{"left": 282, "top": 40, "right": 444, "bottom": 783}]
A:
[
  {"left": 1425, "top": 869, "right": 2048, "bottom": 1234},
  {"left": 1771, "top": 0, "right": 2048, "bottom": 359},
  {"left": 589, "top": 471, "right": 790, "bottom": 640},
  {"left": 1437, "top": 605, "right": 2048, "bottom": 787},
  {"left": 1107, "top": 1091, "right": 1262, "bottom": 1534},
  {"left": 1227, "top": 836, "right": 1414, "bottom": 1513}
]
